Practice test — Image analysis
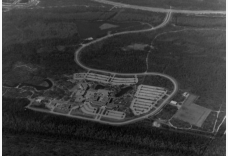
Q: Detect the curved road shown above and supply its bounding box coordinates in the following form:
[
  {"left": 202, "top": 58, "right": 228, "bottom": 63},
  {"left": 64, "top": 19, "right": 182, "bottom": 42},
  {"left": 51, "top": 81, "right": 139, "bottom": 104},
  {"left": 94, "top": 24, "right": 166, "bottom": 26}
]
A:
[
  {"left": 93, "top": 0, "right": 226, "bottom": 15},
  {"left": 75, "top": 11, "right": 172, "bottom": 72},
  {"left": 73, "top": 11, "right": 178, "bottom": 125}
]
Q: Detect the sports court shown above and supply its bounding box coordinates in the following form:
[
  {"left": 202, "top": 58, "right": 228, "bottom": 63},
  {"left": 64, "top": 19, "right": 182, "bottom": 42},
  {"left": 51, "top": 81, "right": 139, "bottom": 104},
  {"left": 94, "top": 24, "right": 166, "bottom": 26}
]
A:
[{"left": 174, "top": 103, "right": 211, "bottom": 127}]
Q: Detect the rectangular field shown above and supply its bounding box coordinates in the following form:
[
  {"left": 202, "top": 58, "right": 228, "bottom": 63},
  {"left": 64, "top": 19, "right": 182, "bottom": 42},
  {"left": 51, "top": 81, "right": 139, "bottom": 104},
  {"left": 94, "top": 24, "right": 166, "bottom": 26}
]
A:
[{"left": 174, "top": 103, "right": 211, "bottom": 127}]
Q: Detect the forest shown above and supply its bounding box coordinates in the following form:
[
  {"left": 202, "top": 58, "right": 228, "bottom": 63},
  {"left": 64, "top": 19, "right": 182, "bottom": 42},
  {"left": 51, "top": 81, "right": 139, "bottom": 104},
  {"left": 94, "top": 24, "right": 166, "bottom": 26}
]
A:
[
  {"left": 2, "top": 4, "right": 165, "bottom": 85},
  {"left": 151, "top": 28, "right": 225, "bottom": 111},
  {"left": 3, "top": 97, "right": 212, "bottom": 155},
  {"left": 79, "top": 35, "right": 150, "bottom": 73}
]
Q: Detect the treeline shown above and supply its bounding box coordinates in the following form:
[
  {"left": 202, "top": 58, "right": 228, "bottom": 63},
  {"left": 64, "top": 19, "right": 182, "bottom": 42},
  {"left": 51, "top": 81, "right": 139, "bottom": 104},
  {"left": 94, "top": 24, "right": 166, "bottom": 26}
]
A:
[
  {"left": 2, "top": 133, "right": 171, "bottom": 156},
  {"left": 3, "top": 97, "right": 211, "bottom": 155}
]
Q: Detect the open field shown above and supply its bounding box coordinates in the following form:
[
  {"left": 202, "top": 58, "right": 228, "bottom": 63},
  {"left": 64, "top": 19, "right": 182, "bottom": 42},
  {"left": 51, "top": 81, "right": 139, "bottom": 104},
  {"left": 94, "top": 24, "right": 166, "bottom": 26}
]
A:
[{"left": 108, "top": 0, "right": 226, "bottom": 10}]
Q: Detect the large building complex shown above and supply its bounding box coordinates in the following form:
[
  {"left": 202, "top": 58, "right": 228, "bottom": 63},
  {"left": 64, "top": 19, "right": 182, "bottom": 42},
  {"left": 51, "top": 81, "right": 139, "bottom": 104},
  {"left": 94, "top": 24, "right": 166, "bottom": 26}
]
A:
[{"left": 28, "top": 72, "right": 173, "bottom": 125}]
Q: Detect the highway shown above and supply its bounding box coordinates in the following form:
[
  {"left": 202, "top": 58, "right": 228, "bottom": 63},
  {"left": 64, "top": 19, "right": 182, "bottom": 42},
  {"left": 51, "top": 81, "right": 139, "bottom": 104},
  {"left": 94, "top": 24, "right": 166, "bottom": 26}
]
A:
[{"left": 93, "top": 0, "right": 226, "bottom": 15}]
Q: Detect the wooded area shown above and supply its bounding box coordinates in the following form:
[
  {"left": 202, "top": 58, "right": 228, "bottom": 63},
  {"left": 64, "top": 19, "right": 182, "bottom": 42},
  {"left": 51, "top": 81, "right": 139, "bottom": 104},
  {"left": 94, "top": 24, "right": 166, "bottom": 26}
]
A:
[{"left": 3, "top": 97, "right": 211, "bottom": 155}]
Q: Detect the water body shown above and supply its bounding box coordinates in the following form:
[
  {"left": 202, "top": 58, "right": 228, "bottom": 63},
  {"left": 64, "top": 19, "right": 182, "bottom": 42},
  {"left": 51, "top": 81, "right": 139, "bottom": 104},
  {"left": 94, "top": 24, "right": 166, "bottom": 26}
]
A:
[
  {"left": 115, "top": 86, "right": 133, "bottom": 97},
  {"left": 18, "top": 79, "right": 53, "bottom": 91}
]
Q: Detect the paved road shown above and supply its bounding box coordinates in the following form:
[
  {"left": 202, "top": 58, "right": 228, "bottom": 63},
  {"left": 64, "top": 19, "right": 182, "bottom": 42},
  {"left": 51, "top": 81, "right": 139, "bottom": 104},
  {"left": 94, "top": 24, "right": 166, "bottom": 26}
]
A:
[
  {"left": 93, "top": 0, "right": 226, "bottom": 15},
  {"left": 73, "top": 11, "right": 179, "bottom": 125}
]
